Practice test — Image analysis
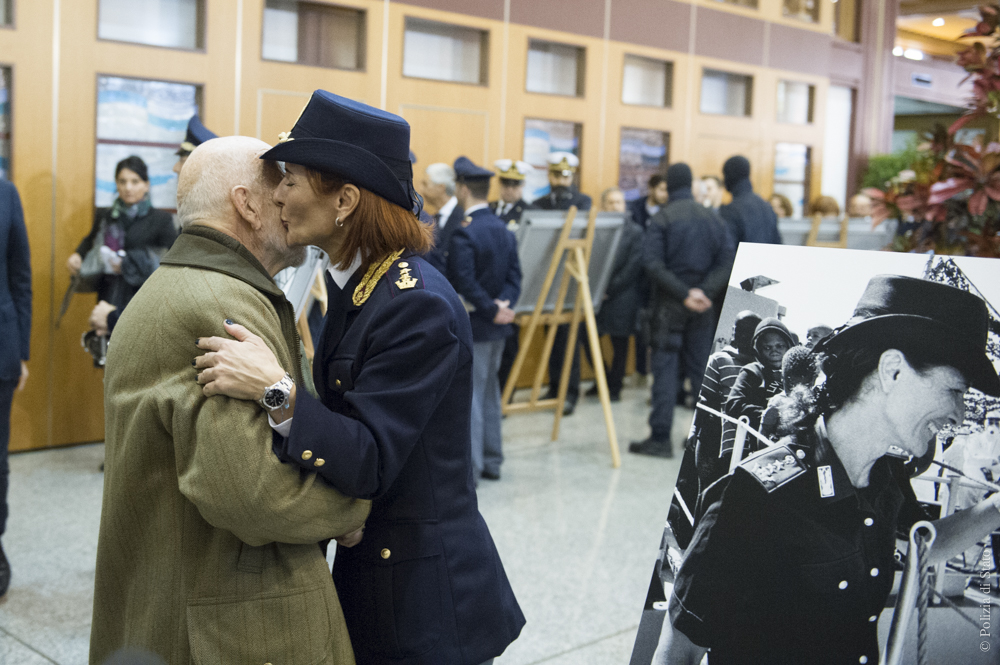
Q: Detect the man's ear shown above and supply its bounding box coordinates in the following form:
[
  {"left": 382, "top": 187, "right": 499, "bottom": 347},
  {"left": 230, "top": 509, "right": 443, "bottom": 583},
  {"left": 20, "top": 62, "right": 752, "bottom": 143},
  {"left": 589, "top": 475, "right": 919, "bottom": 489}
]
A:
[
  {"left": 877, "top": 349, "right": 907, "bottom": 393},
  {"left": 230, "top": 185, "right": 262, "bottom": 231}
]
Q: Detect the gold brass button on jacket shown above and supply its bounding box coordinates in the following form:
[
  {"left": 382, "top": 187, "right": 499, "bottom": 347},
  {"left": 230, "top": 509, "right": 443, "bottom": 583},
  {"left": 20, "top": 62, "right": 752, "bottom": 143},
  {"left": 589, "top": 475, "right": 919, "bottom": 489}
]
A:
[{"left": 90, "top": 226, "right": 370, "bottom": 665}]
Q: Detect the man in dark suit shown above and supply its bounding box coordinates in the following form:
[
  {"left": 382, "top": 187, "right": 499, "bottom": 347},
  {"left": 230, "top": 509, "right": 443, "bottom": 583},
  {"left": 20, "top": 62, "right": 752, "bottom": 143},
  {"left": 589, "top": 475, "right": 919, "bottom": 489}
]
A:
[
  {"left": 534, "top": 152, "right": 591, "bottom": 415},
  {"left": 489, "top": 159, "right": 533, "bottom": 225},
  {"left": 422, "top": 162, "right": 463, "bottom": 274},
  {"left": 448, "top": 157, "right": 521, "bottom": 481},
  {"left": 626, "top": 173, "right": 668, "bottom": 230},
  {"left": 0, "top": 178, "right": 30, "bottom": 597}
]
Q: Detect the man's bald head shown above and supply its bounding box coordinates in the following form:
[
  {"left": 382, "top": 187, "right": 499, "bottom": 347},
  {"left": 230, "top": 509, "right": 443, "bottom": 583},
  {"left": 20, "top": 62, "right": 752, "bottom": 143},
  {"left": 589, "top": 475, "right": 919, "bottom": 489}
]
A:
[
  {"left": 177, "top": 136, "right": 278, "bottom": 228},
  {"left": 176, "top": 136, "right": 302, "bottom": 275}
]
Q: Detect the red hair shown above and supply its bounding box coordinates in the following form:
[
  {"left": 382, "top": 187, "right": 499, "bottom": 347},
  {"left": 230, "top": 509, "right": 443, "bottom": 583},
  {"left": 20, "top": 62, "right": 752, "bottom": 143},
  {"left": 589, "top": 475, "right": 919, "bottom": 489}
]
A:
[{"left": 306, "top": 168, "right": 433, "bottom": 270}]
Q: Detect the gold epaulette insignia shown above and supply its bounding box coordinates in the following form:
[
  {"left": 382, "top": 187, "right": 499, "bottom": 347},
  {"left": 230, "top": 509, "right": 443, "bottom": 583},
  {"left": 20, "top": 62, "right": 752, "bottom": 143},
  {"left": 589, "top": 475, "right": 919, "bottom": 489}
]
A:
[
  {"left": 740, "top": 444, "right": 807, "bottom": 493},
  {"left": 395, "top": 261, "right": 418, "bottom": 290},
  {"left": 353, "top": 249, "right": 404, "bottom": 306},
  {"left": 461, "top": 216, "right": 473, "bottom": 227}
]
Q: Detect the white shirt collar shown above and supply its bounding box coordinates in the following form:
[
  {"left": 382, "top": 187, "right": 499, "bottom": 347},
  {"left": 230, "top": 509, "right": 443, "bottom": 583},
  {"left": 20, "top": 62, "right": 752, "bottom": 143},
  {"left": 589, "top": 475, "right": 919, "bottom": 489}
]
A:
[
  {"left": 437, "top": 196, "right": 458, "bottom": 225},
  {"left": 326, "top": 251, "right": 362, "bottom": 290},
  {"left": 464, "top": 202, "right": 489, "bottom": 215},
  {"left": 646, "top": 201, "right": 661, "bottom": 216}
]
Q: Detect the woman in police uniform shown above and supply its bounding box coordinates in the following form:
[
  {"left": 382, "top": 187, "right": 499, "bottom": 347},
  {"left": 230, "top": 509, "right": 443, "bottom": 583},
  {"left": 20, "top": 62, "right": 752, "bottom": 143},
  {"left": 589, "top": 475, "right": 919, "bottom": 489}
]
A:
[
  {"left": 194, "top": 90, "right": 524, "bottom": 665},
  {"left": 660, "top": 275, "right": 1000, "bottom": 665}
]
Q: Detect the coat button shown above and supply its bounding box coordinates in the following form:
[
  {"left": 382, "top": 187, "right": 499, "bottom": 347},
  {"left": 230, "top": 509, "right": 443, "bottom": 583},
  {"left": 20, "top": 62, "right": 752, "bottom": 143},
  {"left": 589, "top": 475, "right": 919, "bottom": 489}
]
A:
[
  {"left": 838, "top": 580, "right": 848, "bottom": 590},
  {"left": 869, "top": 615, "right": 877, "bottom": 622},
  {"left": 381, "top": 548, "right": 391, "bottom": 559},
  {"left": 335, "top": 379, "right": 342, "bottom": 388},
  {"left": 859, "top": 657, "right": 868, "bottom": 664},
  {"left": 864, "top": 517, "right": 874, "bottom": 526},
  {"left": 301, "top": 450, "right": 313, "bottom": 460},
  {"left": 870, "top": 568, "right": 879, "bottom": 577},
  {"left": 314, "top": 458, "right": 325, "bottom": 467}
]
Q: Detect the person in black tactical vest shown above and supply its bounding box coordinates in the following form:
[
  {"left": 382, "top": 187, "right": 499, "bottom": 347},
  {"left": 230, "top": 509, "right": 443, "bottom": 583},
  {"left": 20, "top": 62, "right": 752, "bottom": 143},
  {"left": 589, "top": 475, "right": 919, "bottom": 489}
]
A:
[
  {"left": 447, "top": 157, "right": 522, "bottom": 481},
  {"left": 630, "top": 163, "right": 735, "bottom": 458}
]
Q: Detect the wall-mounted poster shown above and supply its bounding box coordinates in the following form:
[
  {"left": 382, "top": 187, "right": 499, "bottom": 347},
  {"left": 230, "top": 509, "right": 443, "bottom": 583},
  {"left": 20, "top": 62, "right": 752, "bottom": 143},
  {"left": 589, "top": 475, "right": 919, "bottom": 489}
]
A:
[
  {"left": 619, "top": 127, "right": 669, "bottom": 201},
  {"left": 630, "top": 243, "right": 1000, "bottom": 665},
  {"left": 95, "top": 76, "right": 200, "bottom": 210},
  {"left": 522, "top": 117, "right": 581, "bottom": 203}
]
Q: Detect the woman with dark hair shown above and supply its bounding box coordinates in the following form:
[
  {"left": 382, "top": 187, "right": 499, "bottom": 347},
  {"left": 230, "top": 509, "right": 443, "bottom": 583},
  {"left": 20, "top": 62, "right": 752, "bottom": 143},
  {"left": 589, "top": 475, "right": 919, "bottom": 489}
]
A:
[
  {"left": 193, "top": 91, "right": 524, "bottom": 665},
  {"left": 67, "top": 155, "right": 177, "bottom": 334},
  {"left": 659, "top": 275, "right": 1000, "bottom": 665}
]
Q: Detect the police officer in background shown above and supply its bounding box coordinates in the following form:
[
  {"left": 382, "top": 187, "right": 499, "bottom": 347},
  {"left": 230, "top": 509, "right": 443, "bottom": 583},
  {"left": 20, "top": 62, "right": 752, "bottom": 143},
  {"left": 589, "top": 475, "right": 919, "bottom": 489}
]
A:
[
  {"left": 172, "top": 115, "right": 217, "bottom": 175},
  {"left": 534, "top": 152, "right": 591, "bottom": 414},
  {"left": 490, "top": 159, "right": 534, "bottom": 225},
  {"left": 447, "top": 157, "right": 522, "bottom": 482},
  {"left": 533, "top": 152, "right": 592, "bottom": 212}
]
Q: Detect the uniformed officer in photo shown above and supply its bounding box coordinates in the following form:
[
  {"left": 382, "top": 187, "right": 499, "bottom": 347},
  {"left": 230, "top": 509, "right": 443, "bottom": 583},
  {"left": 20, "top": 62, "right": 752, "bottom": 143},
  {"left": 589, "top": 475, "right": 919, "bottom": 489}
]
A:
[
  {"left": 533, "top": 151, "right": 591, "bottom": 212},
  {"left": 658, "top": 275, "right": 1000, "bottom": 665},
  {"left": 489, "top": 159, "right": 534, "bottom": 225}
]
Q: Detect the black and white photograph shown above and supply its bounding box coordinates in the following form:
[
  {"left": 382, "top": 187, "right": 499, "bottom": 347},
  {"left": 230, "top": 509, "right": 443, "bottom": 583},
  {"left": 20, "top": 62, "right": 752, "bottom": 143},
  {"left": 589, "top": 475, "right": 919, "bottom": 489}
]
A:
[{"left": 631, "top": 243, "right": 1000, "bottom": 665}]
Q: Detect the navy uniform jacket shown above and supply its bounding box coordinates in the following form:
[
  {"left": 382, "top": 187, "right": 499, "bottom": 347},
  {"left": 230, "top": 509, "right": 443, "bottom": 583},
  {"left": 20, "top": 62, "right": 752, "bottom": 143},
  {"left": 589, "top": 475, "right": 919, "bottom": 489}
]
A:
[
  {"left": 0, "top": 180, "right": 31, "bottom": 382},
  {"left": 489, "top": 198, "right": 531, "bottom": 225},
  {"left": 533, "top": 188, "right": 592, "bottom": 212},
  {"left": 278, "top": 253, "right": 524, "bottom": 665},
  {"left": 671, "top": 422, "right": 926, "bottom": 664},
  {"left": 425, "top": 205, "right": 464, "bottom": 274},
  {"left": 447, "top": 208, "right": 521, "bottom": 342}
]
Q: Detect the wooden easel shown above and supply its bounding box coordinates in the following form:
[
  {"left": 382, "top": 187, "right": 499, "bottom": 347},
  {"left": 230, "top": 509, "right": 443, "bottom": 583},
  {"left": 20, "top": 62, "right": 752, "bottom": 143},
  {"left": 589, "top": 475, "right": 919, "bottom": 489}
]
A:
[{"left": 501, "top": 205, "right": 622, "bottom": 468}]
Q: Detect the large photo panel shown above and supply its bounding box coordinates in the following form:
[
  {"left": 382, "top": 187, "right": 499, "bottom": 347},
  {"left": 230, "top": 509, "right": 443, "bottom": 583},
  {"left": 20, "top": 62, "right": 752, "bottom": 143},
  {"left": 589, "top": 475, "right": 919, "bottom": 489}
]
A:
[{"left": 630, "top": 243, "right": 1000, "bottom": 665}]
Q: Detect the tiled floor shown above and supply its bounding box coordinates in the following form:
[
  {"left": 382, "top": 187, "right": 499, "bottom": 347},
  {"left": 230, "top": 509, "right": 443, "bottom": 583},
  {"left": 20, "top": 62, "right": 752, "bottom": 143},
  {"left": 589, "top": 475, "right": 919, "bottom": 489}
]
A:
[{"left": 0, "top": 379, "right": 687, "bottom": 665}]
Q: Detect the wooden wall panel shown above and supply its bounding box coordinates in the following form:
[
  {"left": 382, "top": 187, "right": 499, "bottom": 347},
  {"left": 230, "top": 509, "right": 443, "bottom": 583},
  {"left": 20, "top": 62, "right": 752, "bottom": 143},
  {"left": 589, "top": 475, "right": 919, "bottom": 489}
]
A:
[{"left": 6, "top": 0, "right": 867, "bottom": 450}]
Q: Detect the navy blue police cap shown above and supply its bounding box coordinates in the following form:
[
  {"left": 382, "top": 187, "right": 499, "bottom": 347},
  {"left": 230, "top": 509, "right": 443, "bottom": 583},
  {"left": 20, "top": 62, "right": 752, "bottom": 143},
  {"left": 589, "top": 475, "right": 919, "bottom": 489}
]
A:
[
  {"left": 453, "top": 156, "right": 494, "bottom": 182},
  {"left": 177, "top": 115, "right": 217, "bottom": 156},
  {"left": 260, "top": 90, "right": 416, "bottom": 212}
]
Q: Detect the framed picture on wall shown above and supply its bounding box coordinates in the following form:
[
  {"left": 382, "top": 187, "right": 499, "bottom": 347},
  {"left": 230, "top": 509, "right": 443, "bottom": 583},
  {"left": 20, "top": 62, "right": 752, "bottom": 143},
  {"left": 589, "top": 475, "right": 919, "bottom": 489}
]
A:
[
  {"left": 94, "top": 75, "right": 201, "bottom": 211},
  {"left": 522, "top": 117, "right": 582, "bottom": 203},
  {"left": 619, "top": 127, "right": 669, "bottom": 201}
]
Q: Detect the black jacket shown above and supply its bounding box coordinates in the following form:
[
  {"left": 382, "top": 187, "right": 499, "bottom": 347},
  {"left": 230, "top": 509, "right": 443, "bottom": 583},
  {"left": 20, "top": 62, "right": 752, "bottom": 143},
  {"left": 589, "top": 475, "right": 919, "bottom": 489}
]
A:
[
  {"left": 533, "top": 187, "right": 592, "bottom": 211},
  {"left": 596, "top": 219, "right": 644, "bottom": 337},
  {"left": 643, "top": 193, "right": 735, "bottom": 349},
  {"left": 626, "top": 195, "right": 658, "bottom": 229},
  {"left": 718, "top": 178, "right": 782, "bottom": 245},
  {"left": 489, "top": 198, "right": 532, "bottom": 225},
  {"left": 75, "top": 204, "right": 177, "bottom": 307}
]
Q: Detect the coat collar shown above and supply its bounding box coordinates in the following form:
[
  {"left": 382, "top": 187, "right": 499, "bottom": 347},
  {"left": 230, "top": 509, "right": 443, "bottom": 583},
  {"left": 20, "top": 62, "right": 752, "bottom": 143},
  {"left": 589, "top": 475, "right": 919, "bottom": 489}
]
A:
[{"left": 160, "top": 225, "right": 284, "bottom": 299}]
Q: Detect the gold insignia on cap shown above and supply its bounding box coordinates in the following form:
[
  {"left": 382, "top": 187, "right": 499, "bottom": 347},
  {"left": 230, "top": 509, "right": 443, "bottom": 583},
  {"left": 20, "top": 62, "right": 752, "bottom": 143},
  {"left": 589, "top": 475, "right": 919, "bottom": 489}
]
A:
[
  {"left": 179, "top": 141, "right": 196, "bottom": 153},
  {"left": 277, "top": 131, "right": 294, "bottom": 144}
]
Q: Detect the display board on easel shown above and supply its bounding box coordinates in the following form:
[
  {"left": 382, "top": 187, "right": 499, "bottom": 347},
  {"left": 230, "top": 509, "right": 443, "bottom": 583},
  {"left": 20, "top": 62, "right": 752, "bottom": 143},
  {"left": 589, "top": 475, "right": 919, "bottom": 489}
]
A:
[{"left": 501, "top": 206, "right": 624, "bottom": 468}]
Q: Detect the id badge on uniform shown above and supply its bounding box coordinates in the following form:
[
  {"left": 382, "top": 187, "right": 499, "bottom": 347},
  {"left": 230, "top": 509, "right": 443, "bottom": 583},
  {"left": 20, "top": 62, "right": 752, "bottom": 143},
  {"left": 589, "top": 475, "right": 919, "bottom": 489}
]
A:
[{"left": 818, "top": 465, "right": 836, "bottom": 498}]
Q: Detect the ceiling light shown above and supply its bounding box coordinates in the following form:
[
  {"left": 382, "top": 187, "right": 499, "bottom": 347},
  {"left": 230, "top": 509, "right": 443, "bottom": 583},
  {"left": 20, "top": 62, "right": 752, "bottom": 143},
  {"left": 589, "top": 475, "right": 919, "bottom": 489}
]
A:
[
  {"left": 932, "top": 17, "right": 945, "bottom": 26},
  {"left": 904, "top": 48, "right": 924, "bottom": 60},
  {"left": 893, "top": 46, "right": 904, "bottom": 56}
]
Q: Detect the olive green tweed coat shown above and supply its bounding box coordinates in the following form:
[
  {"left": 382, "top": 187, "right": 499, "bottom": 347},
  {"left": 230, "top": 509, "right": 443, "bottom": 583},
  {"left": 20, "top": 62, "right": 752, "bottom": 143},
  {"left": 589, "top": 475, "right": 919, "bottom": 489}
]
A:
[{"left": 90, "top": 226, "right": 370, "bottom": 665}]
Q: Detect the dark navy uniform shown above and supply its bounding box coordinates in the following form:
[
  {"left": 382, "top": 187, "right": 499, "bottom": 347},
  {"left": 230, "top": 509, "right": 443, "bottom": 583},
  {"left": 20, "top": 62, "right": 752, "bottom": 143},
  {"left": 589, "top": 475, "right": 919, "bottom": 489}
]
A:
[
  {"left": 278, "top": 253, "right": 525, "bottom": 664},
  {"left": 489, "top": 198, "right": 531, "bottom": 225},
  {"left": 533, "top": 188, "right": 592, "bottom": 212},
  {"left": 447, "top": 207, "right": 521, "bottom": 342},
  {"left": 671, "top": 420, "right": 926, "bottom": 664},
  {"left": 425, "top": 202, "right": 463, "bottom": 274}
]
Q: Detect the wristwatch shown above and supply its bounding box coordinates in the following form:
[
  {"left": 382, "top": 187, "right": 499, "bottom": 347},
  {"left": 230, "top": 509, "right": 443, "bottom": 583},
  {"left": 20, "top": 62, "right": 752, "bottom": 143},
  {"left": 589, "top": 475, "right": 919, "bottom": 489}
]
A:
[{"left": 260, "top": 373, "right": 294, "bottom": 411}]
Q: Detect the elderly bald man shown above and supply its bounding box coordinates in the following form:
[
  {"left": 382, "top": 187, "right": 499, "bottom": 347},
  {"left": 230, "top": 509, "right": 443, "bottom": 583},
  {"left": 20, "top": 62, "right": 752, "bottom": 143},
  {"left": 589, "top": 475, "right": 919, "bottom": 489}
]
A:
[{"left": 90, "top": 136, "right": 370, "bottom": 665}]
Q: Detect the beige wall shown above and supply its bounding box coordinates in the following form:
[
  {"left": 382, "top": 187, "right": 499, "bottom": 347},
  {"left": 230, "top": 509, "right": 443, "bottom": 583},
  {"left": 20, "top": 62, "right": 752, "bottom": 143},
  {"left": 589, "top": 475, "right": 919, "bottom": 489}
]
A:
[{"left": 9, "top": 0, "right": 836, "bottom": 451}]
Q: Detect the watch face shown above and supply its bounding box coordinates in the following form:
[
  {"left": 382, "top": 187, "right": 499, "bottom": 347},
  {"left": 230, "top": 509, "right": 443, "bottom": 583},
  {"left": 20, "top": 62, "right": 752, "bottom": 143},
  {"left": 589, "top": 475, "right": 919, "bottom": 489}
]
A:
[{"left": 263, "top": 387, "right": 286, "bottom": 409}]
